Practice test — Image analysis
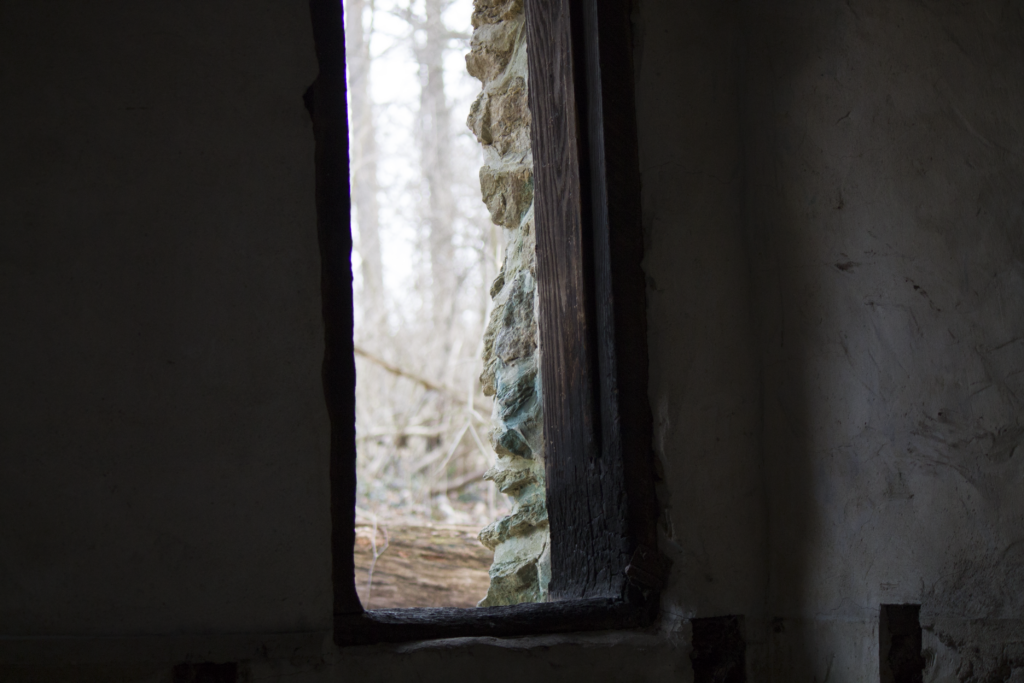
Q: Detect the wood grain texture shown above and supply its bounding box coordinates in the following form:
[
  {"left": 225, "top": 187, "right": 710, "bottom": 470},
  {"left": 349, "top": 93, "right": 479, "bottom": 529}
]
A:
[
  {"left": 308, "top": 0, "right": 363, "bottom": 616},
  {"left": 526, "top": 0, "right": 623, "bottom": 601},
  {"left": 580, "top": 0, "right": 659, "bottom": 554},
  {"left": 335, "top": 597, "right": 653, "bottom": 645},
  {"left": 527, "top": 0, "right": 657, "bottom": 602}
]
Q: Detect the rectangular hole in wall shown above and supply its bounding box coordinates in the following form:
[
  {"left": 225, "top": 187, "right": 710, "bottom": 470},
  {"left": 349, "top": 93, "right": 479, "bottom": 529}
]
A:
[
  {"left": 172, "top": 662, "right": 238, "bottom": 683},
  {"left": 880, "top": 604, "right": 924, "bottom": 683},
  {"left": 691, "top": 615, "right": 746, "bottom": 683}
]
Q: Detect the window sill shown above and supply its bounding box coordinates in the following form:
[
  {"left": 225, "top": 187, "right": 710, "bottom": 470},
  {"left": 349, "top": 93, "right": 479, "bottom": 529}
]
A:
[{"left": 334, "top": 594, "right": 658, "bottom": 646}]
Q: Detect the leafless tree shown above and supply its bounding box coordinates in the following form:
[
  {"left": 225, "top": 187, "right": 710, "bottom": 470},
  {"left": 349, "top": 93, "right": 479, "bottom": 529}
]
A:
[
  {"left": 404, "top": 0, "right": 455, "bottom": 340},
  {"left": 346, "top": 0, "right": 507, "bottom": 528},
  {"left": 345, "top": 0, "right": 386, "bottom": 325}
]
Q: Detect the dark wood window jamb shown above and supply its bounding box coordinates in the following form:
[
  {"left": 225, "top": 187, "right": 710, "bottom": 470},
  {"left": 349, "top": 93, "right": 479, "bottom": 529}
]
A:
[{"left": 307, "top": 0, "right": 665, "bottom": 646}]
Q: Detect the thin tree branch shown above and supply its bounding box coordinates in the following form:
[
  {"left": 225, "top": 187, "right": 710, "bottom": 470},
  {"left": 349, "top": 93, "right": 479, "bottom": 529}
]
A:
[
  {"left": 354, "top": 345, "right": 490, "bottom": 413},
  {"left": 430, "top": 468, "right": 488, "bottom": 496}
]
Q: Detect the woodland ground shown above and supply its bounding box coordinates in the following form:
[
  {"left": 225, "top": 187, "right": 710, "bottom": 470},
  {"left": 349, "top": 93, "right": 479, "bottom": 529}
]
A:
[{"left": 354, "top": 523, "right": 492, "bottom": 609}]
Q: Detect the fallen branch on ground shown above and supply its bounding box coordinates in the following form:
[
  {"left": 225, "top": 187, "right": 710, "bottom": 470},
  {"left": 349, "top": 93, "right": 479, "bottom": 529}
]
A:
[
  {"left": 430, "top": 469, "right": 489, "bottom": 496},
  {"left": 354, "top": 345, "right": 491, "bottom": 414}
]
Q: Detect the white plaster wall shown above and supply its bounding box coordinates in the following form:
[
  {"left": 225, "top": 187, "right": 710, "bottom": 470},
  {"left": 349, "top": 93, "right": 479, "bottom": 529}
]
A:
[
  {"left": 743, "top": 0, "right": 1024, "bottom": 679},
  {"left": 636, "top": 0, "right": 1024, "bottom": 679}
]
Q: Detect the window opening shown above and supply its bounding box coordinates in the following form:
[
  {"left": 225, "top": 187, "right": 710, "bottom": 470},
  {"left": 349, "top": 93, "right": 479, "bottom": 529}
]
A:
[
  {"left": 310, "top": 0, "right": 662, "bottom": 644},
  {"left": 343, "top": 0, "right": 545, "bottom": 609}
]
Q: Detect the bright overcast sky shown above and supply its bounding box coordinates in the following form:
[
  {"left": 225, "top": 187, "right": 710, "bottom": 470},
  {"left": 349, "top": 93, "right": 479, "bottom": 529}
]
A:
[{"left": 348, "top": 0, "right": 486, "bottom": 326}]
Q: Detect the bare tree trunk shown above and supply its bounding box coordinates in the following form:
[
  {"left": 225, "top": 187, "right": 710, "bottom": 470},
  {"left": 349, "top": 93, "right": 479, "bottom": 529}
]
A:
[
  {"left": 350, "top": 0, "right": 506, "bottom": 538},
  {"left": 346, "top": 0, "right": 385, "bottom": 328},
  {"left": 415, "top": 0, "right": 456, "bottom": 344}
]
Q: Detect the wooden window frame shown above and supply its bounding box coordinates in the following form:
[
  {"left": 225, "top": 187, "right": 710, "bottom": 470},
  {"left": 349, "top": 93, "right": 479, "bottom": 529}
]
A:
[{"left": 307, "top": 0, "right": 664, "bottom": 646}]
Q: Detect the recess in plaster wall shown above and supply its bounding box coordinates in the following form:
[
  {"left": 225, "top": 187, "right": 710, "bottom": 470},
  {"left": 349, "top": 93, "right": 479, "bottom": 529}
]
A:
[
  {"left": 880, "top": 604, "right": 924, "bottom": 683},
  {"left": 172, "top": 662, "right": 239, "bottom": 683},
  {"left": 691, "top": 615, "right": 747, "bottom": 683}
]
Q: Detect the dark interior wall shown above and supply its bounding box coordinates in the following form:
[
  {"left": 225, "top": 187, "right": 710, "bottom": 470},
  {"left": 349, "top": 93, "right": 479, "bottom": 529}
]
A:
[
  {"left": 0, "top": 2, "right": 330, "bottom": 635},
  {"left": 636, "top": 0, "right": 1024, "bottom": 679},
  {"left": 634, "top": 0, "right": 767, "bottom": 632},
  {"left": 2, "top": 0, "right": 1023, "bottom": 680},
  {"left": 742, "top": 0, "right": 1024, "bottom": 679}
]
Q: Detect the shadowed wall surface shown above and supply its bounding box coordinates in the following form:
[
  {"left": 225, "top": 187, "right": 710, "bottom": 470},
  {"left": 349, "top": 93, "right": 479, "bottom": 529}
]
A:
[
  {"left": 742, "top": 1, "right": 1024, "bottom": 679},
  {"left": 0, "top": 2, "right": 330, "bottom": 635},
  {"left": 1, "top": 0, "right": 1022, "bottom": 680}
]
